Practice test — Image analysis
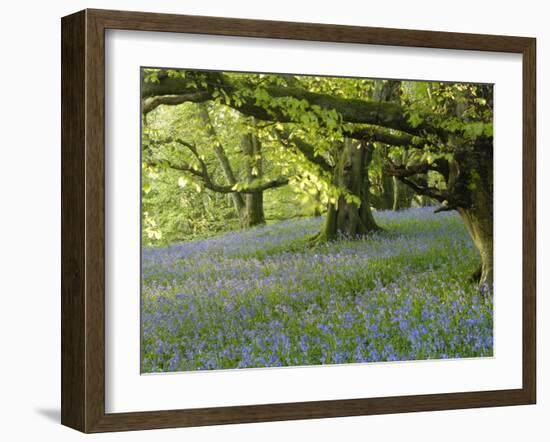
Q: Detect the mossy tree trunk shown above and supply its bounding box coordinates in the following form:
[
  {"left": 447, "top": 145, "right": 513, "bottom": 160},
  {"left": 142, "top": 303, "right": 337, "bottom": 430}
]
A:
[
  {"left": 313, "top": 139, "right": 379, "bottom": 243},
  {"left": 459, "top": 204, "right": 493, "bottom": 287},
  {"left": 456, "top": 146, "right": 493, "bottom": 287}
]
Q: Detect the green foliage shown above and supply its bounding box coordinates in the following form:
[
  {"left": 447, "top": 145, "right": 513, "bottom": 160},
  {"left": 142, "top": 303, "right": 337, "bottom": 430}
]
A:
[
  {"left": 142, "top": 99, "right": 320, "bottom": 244},
  {"left": 141, "top": 68, "right": 493, "bottom": 245},
  {"left": 142, "top": 167, "right": 239, "bottom": 246}
]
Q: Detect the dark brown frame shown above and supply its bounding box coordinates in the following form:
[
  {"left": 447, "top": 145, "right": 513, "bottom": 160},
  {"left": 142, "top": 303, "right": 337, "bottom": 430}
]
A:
[{"left": 61, "top": 8, "right": 536, "bottom": 433}]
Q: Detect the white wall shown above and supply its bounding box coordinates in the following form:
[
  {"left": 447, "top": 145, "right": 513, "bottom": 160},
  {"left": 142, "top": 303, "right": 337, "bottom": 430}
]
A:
[{"left": 0, "top": 0, "right": 547, "bottom": 440}]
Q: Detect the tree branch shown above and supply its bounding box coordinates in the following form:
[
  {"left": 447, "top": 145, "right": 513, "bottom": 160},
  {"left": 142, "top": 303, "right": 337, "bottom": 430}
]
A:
[
  {"left": 397, "top": 176, "right": 448, "bottom": 204},
  {"left": 345, "top": 126, "right": 429, "bottom": 149},
  {"left": 384, "top": 161, "right": 442, "bottom": 179},
  {"left": 273, "top": 129, "right": 333, "bottom": 173},
  {"left": 142, "top": 92, "right": 211, "bottom": 114},
  {"left": 140, "top": 70, "right": 446, "bottom": 137},
  {"left": 145, "top": 138, "right": 289, "bottom": 195}
]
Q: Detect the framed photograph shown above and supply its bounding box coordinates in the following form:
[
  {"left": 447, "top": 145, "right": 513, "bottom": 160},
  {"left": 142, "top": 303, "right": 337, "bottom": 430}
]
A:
[{"left": 61, "top": 9, "right": 536, "bottom": 433}]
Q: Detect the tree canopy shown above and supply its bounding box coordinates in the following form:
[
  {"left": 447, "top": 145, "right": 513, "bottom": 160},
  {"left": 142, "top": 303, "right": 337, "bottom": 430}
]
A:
[{"left": 141, "top": 68, "right": 493, "bottom": 286}]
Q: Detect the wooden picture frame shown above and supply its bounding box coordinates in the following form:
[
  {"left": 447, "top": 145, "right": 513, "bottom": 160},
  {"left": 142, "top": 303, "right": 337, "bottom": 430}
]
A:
[{"left": 61, "top": 8, "right": 536, "bottom": 433}]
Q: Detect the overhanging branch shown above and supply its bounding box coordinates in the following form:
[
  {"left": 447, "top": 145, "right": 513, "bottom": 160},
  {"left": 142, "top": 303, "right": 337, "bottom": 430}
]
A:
[
  {"left": 141, "top": 70, "right": 447, "bottom": 138},
  {"left": 142, "top": 92, "right": 211, "bottom": 114}
]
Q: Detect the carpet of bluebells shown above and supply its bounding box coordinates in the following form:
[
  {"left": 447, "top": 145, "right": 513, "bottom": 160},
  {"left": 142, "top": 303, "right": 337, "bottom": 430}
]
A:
[{"left": 141, "top": 207, "right": 493, "bottom": 373}]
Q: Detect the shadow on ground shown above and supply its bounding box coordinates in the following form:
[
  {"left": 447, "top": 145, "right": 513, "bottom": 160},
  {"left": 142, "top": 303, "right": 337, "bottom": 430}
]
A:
[{"left": 35, "top": 408, "right": 60, "bottom": 423}]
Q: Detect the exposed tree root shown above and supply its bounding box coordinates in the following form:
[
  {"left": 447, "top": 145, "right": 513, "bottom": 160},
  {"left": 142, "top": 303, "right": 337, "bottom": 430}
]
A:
[{"left": 470, "top": 263, "right": 482, "bottom": 284}]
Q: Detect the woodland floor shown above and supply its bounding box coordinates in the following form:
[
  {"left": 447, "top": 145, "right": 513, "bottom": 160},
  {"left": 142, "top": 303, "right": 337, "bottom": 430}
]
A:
[{"left": 141, "top": 207, "right": 493, "bottom": 373}]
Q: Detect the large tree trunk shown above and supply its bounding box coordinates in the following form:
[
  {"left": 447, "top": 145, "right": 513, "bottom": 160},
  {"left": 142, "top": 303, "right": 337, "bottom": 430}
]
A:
[
  {"left": 456, "top": 145, "right": 493, "bottom": 287},
  {"left": 459, "top": 204, "right": 493, "bottom": 287},
  {"left": 241, "top": 132, "right": 266, "bottom": 227},
  {"left": 314, "top": 139, "right": 379, "bottom": 242}
]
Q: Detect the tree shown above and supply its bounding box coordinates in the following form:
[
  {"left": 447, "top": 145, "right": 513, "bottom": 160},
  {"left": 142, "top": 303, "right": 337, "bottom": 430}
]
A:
[
  {"left": 240, "top": 130, "right": 266, "bottom": 226},
  {"left": 384, "top": 82, "right": 493, "bottom": 285},
  {"left": 143, "top": 103, "right": 288, "bottom": 229},
  {"left": 141, "top": 69, "right": 494, "bottom": 286},
  {"left": 311, "top": 138, "right": 379, "bottom": 242}
]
